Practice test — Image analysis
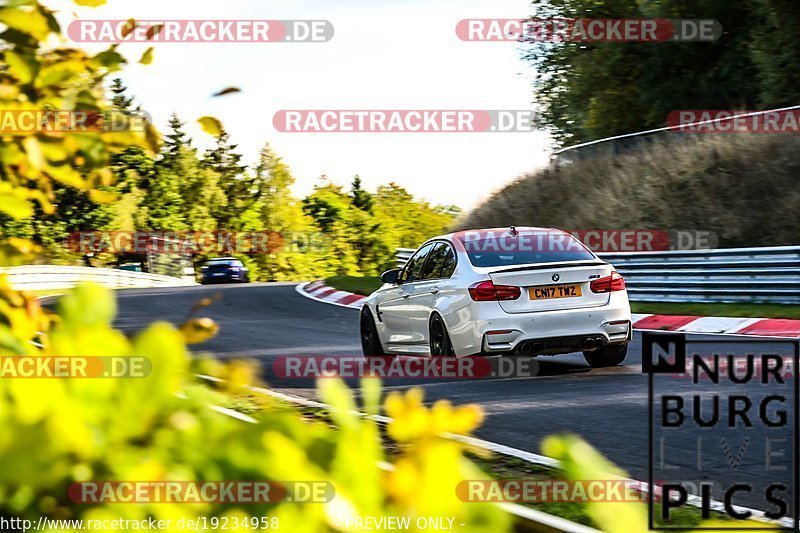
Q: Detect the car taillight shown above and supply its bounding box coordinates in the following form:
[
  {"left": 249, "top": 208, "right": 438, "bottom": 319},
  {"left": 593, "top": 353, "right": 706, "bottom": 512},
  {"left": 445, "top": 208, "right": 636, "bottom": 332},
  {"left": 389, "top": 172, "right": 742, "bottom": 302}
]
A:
[
  {"left": 590, "top": 271, "right": 626, "bottom": 293},
  {"left": 468, "top": 280, "right": 521, "bottom": 301}
]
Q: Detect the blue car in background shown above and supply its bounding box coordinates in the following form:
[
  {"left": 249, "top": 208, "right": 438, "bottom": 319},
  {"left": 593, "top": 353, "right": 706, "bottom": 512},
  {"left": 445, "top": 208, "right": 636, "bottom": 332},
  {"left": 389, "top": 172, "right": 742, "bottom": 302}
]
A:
[{"left": 200, "top": 257, "right": 250, "bottom": 284}]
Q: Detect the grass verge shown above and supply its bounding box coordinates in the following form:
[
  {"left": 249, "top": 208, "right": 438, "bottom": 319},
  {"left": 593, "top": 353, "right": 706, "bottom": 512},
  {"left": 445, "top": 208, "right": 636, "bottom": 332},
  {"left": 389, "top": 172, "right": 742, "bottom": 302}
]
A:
[{"left": 324, "top": 275, "right": 381, "bottom": 296}]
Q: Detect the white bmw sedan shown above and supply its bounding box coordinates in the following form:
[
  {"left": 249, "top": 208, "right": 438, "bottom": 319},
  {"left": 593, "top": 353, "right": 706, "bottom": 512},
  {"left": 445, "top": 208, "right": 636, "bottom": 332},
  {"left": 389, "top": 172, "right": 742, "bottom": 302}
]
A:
[{"left": 360, "top": 227, "right": 632, "bottom": 367}]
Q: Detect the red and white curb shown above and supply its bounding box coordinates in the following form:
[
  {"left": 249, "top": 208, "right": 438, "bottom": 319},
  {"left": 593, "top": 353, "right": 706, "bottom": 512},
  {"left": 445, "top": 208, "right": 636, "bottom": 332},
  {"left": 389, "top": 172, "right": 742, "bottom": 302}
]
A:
[
  {"left": 631, "top": 313, "right": 800, "bottom": 337},
  {"left": 297, "top": 280, "right": 368, "bottom": 309},
  {"left": 298, "top": 281, "right": 800, "bottom": 337}
]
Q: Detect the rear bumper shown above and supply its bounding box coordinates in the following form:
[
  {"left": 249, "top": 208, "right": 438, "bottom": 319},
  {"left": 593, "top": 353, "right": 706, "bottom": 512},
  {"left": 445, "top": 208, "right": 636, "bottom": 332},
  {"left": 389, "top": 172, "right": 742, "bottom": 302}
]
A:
[
  {"left": 441, "top": 292, "right": 631, "bottom": 356},
  {"left": 502, "top": 330, "right": 630, "bottom": 356},
  {"left": 201, "top": 274, "right": 243, "bottom": 283}
]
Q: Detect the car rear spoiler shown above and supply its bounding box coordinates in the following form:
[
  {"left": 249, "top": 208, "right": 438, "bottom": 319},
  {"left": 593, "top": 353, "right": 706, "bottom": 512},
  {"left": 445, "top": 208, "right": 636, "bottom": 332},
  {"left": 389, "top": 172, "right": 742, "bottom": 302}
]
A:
[{"left": 488, "top": 261, "right": 606, "bottom": 274}]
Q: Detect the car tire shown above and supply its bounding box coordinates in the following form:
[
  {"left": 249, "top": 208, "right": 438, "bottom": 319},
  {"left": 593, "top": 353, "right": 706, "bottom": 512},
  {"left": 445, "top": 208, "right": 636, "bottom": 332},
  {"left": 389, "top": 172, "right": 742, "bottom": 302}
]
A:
[
  {"left": 429, "top": 314, "right": 455, "bottom": 357},
  {"left": 360, "top": 307, "right": 386, "bottom": 357},
  {"left": 583, "top": 343, "right": 628, "bottom": 367}
]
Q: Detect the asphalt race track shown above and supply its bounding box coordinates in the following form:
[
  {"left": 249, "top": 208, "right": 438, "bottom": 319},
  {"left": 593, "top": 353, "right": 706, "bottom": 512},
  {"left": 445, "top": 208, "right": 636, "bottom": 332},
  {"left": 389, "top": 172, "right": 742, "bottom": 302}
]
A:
[{"left": 112, "top": 282, "right": 796, "bottom": 517}]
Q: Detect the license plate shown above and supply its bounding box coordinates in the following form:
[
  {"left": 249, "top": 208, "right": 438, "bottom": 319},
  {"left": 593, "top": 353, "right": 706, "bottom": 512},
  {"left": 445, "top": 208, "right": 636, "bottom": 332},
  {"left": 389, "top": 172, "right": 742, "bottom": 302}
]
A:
[
  {"left": 213, "top": 273, "right": 224, "bottom": 276},
  {"left": 529, "top": 283, "right": 582, "bottom": 300}
]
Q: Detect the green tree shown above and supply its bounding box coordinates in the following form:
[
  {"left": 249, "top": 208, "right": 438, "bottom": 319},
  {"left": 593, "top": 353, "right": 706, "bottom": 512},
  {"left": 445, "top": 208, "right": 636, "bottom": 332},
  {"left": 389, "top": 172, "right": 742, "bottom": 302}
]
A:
[
  {"left": 252, "top": 143, "right": 302, "bottom": 231},
  {"left": 203, "top": 129, "right": 251, "bottom": 230},
  {"left": 525, "top": 0, "right": 773, "bottom": 144},
  {"left": 749, "top": 0, "right": 800, "bottom": 107},
  {"left": 238, "top": 143, "right": 321, "bottom": 281},
  {"left": 373, "top": 183, "right": 457, "bottom": 253},
  {"left": 108, "top": 146, "right": 153, "bottom": 230},
  {"left": 178, "top": 151, "right": 226, "bottom": 232},
  {"left": 107, "top": 79, "right": 154, "bottom": 232},
  {"left": 302, "top": 176, "right": 346, "bottom": 233},
  {"left": 350, "top": 175, "right": 374, "bottom": 213},
  {"left": 301, "top": 177, "right": 360, "bottom": 275},
  {"left": 110, "top": 77, "right": 137, "bottom": 113},
  {"left": 163, "top": 112, "right": 192, "bottom": 163}
]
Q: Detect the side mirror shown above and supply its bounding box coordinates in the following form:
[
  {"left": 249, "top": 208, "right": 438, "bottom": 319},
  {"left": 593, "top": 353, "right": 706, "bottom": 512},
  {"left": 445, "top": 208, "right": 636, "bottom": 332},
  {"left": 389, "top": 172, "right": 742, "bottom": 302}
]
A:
[{"left": 380, "top": 268, "right": 402, "bottom": 285}]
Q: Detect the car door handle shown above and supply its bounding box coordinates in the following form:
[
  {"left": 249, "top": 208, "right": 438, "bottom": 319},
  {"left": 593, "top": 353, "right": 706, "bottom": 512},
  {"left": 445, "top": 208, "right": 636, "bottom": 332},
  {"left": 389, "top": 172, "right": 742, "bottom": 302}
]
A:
[
  {"left": 430, "top": 289, "right": 439, "bottom": 294},
  {"left": 402, "top": 294, "right": 410, "bottom": 299}
]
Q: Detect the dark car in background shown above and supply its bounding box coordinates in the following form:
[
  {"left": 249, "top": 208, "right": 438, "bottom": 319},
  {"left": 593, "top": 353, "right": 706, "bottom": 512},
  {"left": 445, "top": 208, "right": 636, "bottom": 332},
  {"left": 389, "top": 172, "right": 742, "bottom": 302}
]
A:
[{"left": 200, "top": 258, "right": 250, "bottom": 284}]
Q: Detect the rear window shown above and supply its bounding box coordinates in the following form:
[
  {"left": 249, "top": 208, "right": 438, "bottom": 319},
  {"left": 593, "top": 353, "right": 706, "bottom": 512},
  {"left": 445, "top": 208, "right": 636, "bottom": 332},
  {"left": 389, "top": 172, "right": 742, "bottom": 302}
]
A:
[
  {"left": 461, "top": 232, "right": 595, "bottom": 268},
  {"left": 207, "top": 260, "right": 241, "bottom": 267}
]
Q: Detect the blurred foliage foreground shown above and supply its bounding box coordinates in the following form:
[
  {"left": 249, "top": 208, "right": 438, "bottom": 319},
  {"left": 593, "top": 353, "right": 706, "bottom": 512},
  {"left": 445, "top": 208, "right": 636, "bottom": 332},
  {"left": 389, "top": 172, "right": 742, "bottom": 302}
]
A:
[
  {"left": 0, "top": 280, "right": 513, "bottom": 532},
  {"left": 0, "top": 280, "right": 764, "bottom": 533}
]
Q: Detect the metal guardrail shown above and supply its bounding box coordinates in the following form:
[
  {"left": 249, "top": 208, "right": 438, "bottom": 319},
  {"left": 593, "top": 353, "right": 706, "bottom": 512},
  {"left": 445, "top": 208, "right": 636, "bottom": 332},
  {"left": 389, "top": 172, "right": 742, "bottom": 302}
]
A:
[
  {"left": 0, "top": 265, "right": 198, "bottom": 291},
  {"left": 395, "top": 248, "right": 416, "bottom": 268},
  {"left": 599, "top": 246, "right": 800, "bottom": 304},
  {"left": 395, "top": 245, "right": 800, "bottom": 304}
]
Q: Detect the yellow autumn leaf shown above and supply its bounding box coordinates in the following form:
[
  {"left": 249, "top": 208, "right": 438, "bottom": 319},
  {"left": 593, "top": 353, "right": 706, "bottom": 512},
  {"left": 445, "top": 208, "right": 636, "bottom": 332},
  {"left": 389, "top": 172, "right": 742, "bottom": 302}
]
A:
[
  {"left": 179, "top": 317, "right": 219, "bottom": 344},
  {"left": 73, "top": 0, "right": 107, "bottom": 6},
  {"left": 198, "top": 116, "right": 223, "bottom": 137},
  {"left": 88, "top": 189, "right": 119, "bottom": 204},
  {"left": 45, "top": 163, "right": 86, "bottom": 189},
  {"left": 139, "top": 47, "right": 154, "bottom": 65},
  {"left": 0, "top": 238, "right": 40, "bottom": 266},
  {"left": 0, "top": 6, "right": 51, "bottom": 41},
  {"left": 22, "top": 137, "right": 45, "bottom": 172},
  {"left": 26, "top": 189, "right": 54, "bottom": 215},
  {"left": 0, "top": 83, "right": 20, "bottom": 100},
  {"left": 0, "top": 191, "right": 33, "bottom": 220},
  {"left": 4, "top": 51, "right": 38, "bottom": 84}
]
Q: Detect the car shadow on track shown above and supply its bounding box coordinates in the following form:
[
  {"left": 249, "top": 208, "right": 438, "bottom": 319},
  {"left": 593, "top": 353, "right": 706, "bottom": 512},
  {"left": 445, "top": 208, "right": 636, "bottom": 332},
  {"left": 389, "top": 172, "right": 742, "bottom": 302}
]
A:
[{"left": 261, "top": 352, "right": 637, "bottom": 391}]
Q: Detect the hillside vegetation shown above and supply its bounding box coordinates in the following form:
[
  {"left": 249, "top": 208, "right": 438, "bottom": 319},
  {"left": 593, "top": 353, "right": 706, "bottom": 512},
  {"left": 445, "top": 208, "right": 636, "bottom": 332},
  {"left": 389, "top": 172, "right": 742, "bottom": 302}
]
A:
[
  {"left": 457, "top": 134, "right": 800, "bottom": 248},
  {"left": 526, "top": 0, "right": 800, "bottom": 144}
]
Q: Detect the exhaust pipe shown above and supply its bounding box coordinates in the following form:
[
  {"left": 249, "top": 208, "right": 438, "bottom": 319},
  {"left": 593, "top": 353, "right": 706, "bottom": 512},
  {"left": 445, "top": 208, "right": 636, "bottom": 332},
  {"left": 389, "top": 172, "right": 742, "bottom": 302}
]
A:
[
  {"left": 531, "top": 342, "right": 545, "bottom": 353},
  {"left": 582, "top": 337, "right": 606, "bottom": 350},
  {"left": 516, "top": 343, "right": 532, "bottom": 356}
]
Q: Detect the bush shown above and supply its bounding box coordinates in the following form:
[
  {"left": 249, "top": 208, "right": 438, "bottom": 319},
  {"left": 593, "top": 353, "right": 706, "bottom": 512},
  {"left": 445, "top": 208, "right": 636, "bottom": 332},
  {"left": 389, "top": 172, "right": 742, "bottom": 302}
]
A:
[
  {"left": 0, "top": 279, "right": 512, "bottom": 531},
  {"left": 458, "top": 134, "right": 800, "bottom": 247}
]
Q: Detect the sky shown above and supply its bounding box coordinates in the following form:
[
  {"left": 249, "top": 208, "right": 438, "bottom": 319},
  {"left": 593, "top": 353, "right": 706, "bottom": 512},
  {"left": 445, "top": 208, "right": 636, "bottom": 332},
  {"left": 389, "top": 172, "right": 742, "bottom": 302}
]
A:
[{"left": 44, "top": 0, "right": 553, "bottom": 211}]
